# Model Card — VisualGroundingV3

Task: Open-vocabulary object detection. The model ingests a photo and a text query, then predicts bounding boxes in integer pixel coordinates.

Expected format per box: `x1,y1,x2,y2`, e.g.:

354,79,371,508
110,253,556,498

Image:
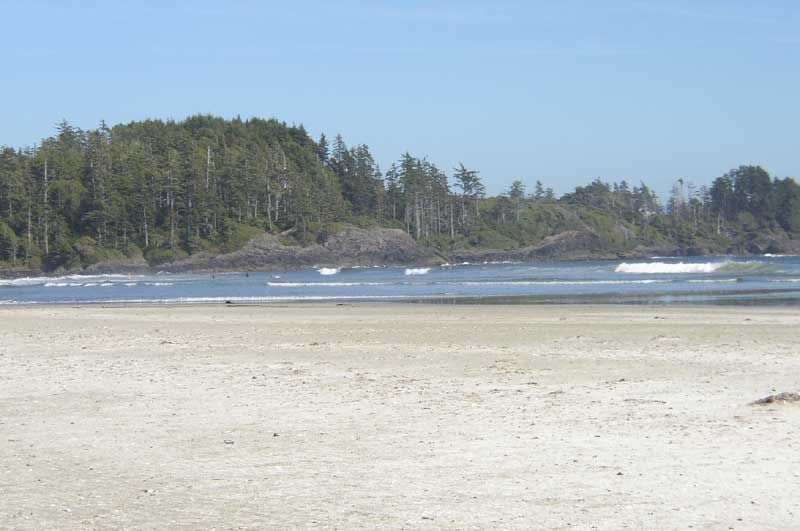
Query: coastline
2,225,797,279
0,250,795,280
2,303,799,530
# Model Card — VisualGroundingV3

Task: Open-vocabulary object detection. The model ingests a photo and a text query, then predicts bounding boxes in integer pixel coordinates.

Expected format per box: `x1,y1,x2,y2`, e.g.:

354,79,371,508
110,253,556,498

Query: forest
1,115,799,272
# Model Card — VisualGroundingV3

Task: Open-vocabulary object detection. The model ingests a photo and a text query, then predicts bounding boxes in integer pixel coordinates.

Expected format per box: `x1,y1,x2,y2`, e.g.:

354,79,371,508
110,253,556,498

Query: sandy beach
1,303,799,530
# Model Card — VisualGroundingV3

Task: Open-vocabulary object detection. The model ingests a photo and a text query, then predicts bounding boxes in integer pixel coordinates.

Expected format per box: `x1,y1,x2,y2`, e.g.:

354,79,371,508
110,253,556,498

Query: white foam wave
46,278,136,288
1,273,130,288
616,262,723,274
405,268,431,276
317,268,340,276
0,276,53,287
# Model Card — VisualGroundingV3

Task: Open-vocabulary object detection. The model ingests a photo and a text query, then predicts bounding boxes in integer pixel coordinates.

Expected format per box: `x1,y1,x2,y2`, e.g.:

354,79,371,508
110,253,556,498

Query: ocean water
2,255,800,306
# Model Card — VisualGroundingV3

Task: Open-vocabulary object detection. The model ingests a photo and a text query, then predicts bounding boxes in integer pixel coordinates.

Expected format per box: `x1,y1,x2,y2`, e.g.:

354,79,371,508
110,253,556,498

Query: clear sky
2,0,799,196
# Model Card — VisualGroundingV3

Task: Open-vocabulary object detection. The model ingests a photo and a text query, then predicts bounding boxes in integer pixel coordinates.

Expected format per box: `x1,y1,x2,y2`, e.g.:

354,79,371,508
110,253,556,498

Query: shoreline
3,286,800,308
2,250,796,280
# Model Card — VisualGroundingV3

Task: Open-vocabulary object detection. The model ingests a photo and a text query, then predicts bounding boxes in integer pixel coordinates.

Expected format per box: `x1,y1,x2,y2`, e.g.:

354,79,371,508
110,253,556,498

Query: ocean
2,255,800,306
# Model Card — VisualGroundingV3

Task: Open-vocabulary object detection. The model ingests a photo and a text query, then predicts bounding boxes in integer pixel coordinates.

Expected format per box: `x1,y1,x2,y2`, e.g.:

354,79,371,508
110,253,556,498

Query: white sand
1,304,799,530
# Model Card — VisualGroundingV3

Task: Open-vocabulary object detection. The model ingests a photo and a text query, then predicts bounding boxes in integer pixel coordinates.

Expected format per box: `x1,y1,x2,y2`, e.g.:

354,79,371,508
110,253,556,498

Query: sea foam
404,268,431,276
317,268,340,275
615,262,724,274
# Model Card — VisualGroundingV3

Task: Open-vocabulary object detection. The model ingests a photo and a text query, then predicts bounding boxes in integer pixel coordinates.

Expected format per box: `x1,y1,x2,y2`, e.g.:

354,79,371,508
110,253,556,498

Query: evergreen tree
316,133,329,166
508,180,525,222
0,116,798,271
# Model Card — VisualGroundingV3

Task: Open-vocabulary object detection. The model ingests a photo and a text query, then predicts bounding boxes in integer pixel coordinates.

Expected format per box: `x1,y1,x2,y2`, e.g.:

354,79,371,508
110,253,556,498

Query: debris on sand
624,398,666,405
749,392,800,406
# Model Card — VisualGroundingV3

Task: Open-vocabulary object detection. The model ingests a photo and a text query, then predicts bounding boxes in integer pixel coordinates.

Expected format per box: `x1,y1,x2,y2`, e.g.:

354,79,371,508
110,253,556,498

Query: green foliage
144,246,189,266
0,221,17,261
74,236,126,265
0,116,798,272
467,229,518,250
43,240,79,272
217,222,263,253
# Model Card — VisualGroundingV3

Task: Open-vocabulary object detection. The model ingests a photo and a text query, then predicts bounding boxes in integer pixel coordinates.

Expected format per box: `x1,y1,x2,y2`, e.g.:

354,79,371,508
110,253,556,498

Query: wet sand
1,304,799,530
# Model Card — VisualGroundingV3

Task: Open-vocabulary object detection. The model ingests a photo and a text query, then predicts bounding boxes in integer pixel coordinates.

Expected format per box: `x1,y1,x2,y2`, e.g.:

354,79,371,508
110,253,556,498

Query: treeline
0,115,799,271
556,167,800,252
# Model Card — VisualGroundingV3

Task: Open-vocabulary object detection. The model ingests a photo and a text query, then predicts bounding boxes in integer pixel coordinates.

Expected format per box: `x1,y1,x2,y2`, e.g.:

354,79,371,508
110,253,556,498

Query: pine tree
508,180,525,222
316,133,329,166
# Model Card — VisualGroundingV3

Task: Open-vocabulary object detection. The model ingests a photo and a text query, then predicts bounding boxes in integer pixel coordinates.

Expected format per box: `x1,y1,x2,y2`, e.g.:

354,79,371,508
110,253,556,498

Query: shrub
144,246,189,266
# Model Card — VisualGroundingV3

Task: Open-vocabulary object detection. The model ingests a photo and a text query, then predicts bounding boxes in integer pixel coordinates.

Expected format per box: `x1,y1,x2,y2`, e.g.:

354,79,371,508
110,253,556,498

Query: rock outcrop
164,227,440,272
449,230,608,263
40,225,800,277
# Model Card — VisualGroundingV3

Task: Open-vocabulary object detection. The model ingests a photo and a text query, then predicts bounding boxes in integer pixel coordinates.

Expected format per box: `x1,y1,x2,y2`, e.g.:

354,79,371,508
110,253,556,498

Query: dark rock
163,227,441,273
323,227,438,265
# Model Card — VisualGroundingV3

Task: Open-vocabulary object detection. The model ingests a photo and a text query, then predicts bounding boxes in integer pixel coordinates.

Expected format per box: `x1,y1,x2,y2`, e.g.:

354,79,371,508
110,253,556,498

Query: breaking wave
405,268,431,275
317,267,340,276
616,260,776,275
616,262,724,274
15,275,175,288
1,273,129,288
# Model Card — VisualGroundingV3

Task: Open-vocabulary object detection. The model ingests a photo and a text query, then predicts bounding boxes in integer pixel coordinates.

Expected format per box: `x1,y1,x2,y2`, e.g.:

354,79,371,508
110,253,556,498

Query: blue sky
2,0,799,196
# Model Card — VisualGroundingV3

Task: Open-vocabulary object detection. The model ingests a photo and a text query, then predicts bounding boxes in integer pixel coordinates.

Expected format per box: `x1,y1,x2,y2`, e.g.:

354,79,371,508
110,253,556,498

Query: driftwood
749,392,800,406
